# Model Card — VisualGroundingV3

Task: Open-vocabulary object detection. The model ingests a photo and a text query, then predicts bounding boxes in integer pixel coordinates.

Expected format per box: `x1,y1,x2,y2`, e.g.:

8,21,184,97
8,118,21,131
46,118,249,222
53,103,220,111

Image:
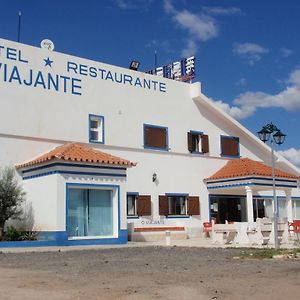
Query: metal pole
271,139,279,249
17,11,22,42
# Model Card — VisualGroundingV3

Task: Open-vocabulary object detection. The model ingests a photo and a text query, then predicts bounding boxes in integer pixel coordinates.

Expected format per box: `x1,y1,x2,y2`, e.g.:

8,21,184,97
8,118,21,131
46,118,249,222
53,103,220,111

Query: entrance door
210,196,246,223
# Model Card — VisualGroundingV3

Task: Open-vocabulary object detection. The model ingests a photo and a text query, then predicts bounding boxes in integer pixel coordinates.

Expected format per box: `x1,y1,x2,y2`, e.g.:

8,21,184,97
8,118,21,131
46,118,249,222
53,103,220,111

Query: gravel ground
0,246,299,300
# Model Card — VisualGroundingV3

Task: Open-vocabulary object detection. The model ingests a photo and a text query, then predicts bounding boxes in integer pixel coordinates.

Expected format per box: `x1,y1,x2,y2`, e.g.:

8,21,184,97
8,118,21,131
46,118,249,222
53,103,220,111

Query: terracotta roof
205,158,300,181
16,143,136,169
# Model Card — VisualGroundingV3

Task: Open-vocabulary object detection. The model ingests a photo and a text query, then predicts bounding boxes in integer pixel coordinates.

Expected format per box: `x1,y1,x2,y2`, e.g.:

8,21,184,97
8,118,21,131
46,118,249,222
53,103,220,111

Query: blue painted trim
127,192,139,196
143,146,170,152
207,182,298,189
22,162,127,174
210,194,246,198
89,114,105,144
0,230,128,248
220,135,240,157
23,170,126,180
190,130,203,135
208,194,212,221
191,151,205,155
66,183,122,240
220,154,241,158
253,196,300,201
165,193,189,196
206,176,297,185
143,123,169,151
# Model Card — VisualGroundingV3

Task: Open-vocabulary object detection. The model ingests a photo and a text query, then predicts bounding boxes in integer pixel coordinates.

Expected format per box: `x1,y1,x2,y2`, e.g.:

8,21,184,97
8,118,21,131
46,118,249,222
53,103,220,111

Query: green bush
3,226,37,241
3,226,23,241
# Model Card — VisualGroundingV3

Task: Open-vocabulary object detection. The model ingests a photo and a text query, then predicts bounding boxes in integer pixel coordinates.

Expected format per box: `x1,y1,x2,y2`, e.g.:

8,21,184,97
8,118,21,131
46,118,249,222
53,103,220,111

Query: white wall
23,174,59,231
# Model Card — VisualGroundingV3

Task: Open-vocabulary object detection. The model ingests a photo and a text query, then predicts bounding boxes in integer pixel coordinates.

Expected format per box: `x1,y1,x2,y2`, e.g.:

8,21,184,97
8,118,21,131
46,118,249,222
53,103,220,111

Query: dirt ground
0,246,299,300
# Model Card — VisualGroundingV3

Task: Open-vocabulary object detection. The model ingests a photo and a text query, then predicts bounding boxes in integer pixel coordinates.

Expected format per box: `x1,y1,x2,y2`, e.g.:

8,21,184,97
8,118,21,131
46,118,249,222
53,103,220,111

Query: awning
204,158,300,190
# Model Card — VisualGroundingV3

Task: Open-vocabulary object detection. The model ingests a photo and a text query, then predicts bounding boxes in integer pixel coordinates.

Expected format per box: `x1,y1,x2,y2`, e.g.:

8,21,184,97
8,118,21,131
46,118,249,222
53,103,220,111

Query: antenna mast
17,11,22,42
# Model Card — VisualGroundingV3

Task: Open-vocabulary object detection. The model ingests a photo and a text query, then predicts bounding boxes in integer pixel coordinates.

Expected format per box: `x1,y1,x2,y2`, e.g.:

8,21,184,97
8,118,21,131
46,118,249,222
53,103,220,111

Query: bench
257,218,289,245
212,224,237,244
129,226,186,242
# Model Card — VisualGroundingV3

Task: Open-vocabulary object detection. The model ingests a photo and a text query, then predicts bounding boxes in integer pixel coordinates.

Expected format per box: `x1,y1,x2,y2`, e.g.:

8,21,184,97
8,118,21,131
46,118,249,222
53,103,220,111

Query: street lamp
257,123,286,249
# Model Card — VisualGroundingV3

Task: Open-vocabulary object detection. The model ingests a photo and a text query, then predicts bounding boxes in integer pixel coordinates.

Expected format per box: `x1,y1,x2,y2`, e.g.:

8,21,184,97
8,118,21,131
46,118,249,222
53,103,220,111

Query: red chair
288,220,300,242
203,222,212,238
288,220,300,233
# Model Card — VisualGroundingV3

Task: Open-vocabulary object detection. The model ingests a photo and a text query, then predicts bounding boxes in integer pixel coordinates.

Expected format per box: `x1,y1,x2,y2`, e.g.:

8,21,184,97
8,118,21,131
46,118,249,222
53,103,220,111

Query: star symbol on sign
44,57,53,67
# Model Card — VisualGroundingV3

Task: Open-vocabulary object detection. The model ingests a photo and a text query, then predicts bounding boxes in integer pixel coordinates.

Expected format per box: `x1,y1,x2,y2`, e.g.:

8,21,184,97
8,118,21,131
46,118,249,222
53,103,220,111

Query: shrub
3,226,37,241
0,166,26,238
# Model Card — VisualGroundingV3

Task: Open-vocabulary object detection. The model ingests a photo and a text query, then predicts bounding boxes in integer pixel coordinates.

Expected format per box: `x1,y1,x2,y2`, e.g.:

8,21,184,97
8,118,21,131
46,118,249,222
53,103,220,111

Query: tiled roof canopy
205,158,300,181
16,143,136,169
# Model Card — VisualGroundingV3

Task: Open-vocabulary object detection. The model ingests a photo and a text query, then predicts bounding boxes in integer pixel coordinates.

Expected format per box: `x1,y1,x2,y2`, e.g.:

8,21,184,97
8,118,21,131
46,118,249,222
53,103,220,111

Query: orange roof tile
205,158,300,181
16,143,136,168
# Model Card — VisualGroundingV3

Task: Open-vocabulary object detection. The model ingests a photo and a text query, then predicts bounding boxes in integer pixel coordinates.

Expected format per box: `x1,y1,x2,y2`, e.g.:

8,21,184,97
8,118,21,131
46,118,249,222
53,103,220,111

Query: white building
0,37,299,246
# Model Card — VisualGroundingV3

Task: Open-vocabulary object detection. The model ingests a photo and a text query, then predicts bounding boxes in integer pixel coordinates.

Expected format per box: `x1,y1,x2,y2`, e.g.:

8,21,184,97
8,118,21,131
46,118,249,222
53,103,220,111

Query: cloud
114,0,153,10
280,47,293,57
203,6,242,16
287,68,300,87
233,42,269,65
163,0,219,56
213,99,255,119
278,148,300,167
212,68,300,120
145,39,174,54
236,78,247,86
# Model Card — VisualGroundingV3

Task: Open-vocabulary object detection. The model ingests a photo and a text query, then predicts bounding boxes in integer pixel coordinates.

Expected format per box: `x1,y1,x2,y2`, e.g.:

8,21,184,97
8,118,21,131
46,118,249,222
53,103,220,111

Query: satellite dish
40,39,55,51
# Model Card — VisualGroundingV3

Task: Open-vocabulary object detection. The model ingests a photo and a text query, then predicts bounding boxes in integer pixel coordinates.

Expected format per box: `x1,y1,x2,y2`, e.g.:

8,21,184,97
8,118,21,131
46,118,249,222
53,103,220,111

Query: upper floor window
89,114,104,144
220,136,239,157
187,131,209,153
144,124,168,150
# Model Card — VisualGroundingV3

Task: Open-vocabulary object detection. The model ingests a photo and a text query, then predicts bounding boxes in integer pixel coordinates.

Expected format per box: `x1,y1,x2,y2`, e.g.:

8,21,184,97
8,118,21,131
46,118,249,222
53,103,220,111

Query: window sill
144,145,169,152
190,151,209,155
68,235,115,240
127,216,139,219
166,215,190,219
89,140,104,144
220,154,240,158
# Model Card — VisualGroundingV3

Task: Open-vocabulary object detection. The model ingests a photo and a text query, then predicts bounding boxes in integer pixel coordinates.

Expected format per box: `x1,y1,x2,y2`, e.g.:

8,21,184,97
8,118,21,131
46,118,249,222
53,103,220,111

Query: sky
1,0,300,167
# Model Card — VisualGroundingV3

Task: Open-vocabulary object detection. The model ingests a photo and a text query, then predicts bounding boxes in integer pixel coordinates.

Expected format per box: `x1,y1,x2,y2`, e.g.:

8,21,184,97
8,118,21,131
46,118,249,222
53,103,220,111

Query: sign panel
145,56,195,82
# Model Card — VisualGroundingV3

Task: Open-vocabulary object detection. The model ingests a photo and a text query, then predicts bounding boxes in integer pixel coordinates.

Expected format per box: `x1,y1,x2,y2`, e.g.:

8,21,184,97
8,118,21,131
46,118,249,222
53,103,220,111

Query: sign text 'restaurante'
0,43,167,96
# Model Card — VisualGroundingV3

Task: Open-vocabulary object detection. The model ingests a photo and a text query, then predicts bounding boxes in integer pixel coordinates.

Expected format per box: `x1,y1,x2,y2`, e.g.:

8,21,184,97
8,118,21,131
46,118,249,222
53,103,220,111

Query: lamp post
257,123,286,249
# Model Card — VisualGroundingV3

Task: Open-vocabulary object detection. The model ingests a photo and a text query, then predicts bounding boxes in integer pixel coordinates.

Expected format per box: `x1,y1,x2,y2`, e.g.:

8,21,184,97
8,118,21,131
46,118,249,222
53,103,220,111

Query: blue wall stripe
0,230,128,248
23,170,126,180
206,176,297,185
207,182,297,189
22,162,127,174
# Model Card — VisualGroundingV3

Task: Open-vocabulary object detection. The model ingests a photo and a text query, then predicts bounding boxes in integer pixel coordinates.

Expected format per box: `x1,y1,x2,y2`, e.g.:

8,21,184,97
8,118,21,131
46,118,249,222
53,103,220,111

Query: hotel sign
145,56,195,82
0,40,167,96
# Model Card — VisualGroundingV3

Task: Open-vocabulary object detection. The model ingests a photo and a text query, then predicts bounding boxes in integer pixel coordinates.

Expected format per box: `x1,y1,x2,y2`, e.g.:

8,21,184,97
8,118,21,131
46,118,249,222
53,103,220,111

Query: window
67,188,113,238
127,194,137,216
89,114,104,143
293,199,300,219
159,195,200,216
127,193,151,217
220,136,239,157
144,124,168,150
187,131,209,153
